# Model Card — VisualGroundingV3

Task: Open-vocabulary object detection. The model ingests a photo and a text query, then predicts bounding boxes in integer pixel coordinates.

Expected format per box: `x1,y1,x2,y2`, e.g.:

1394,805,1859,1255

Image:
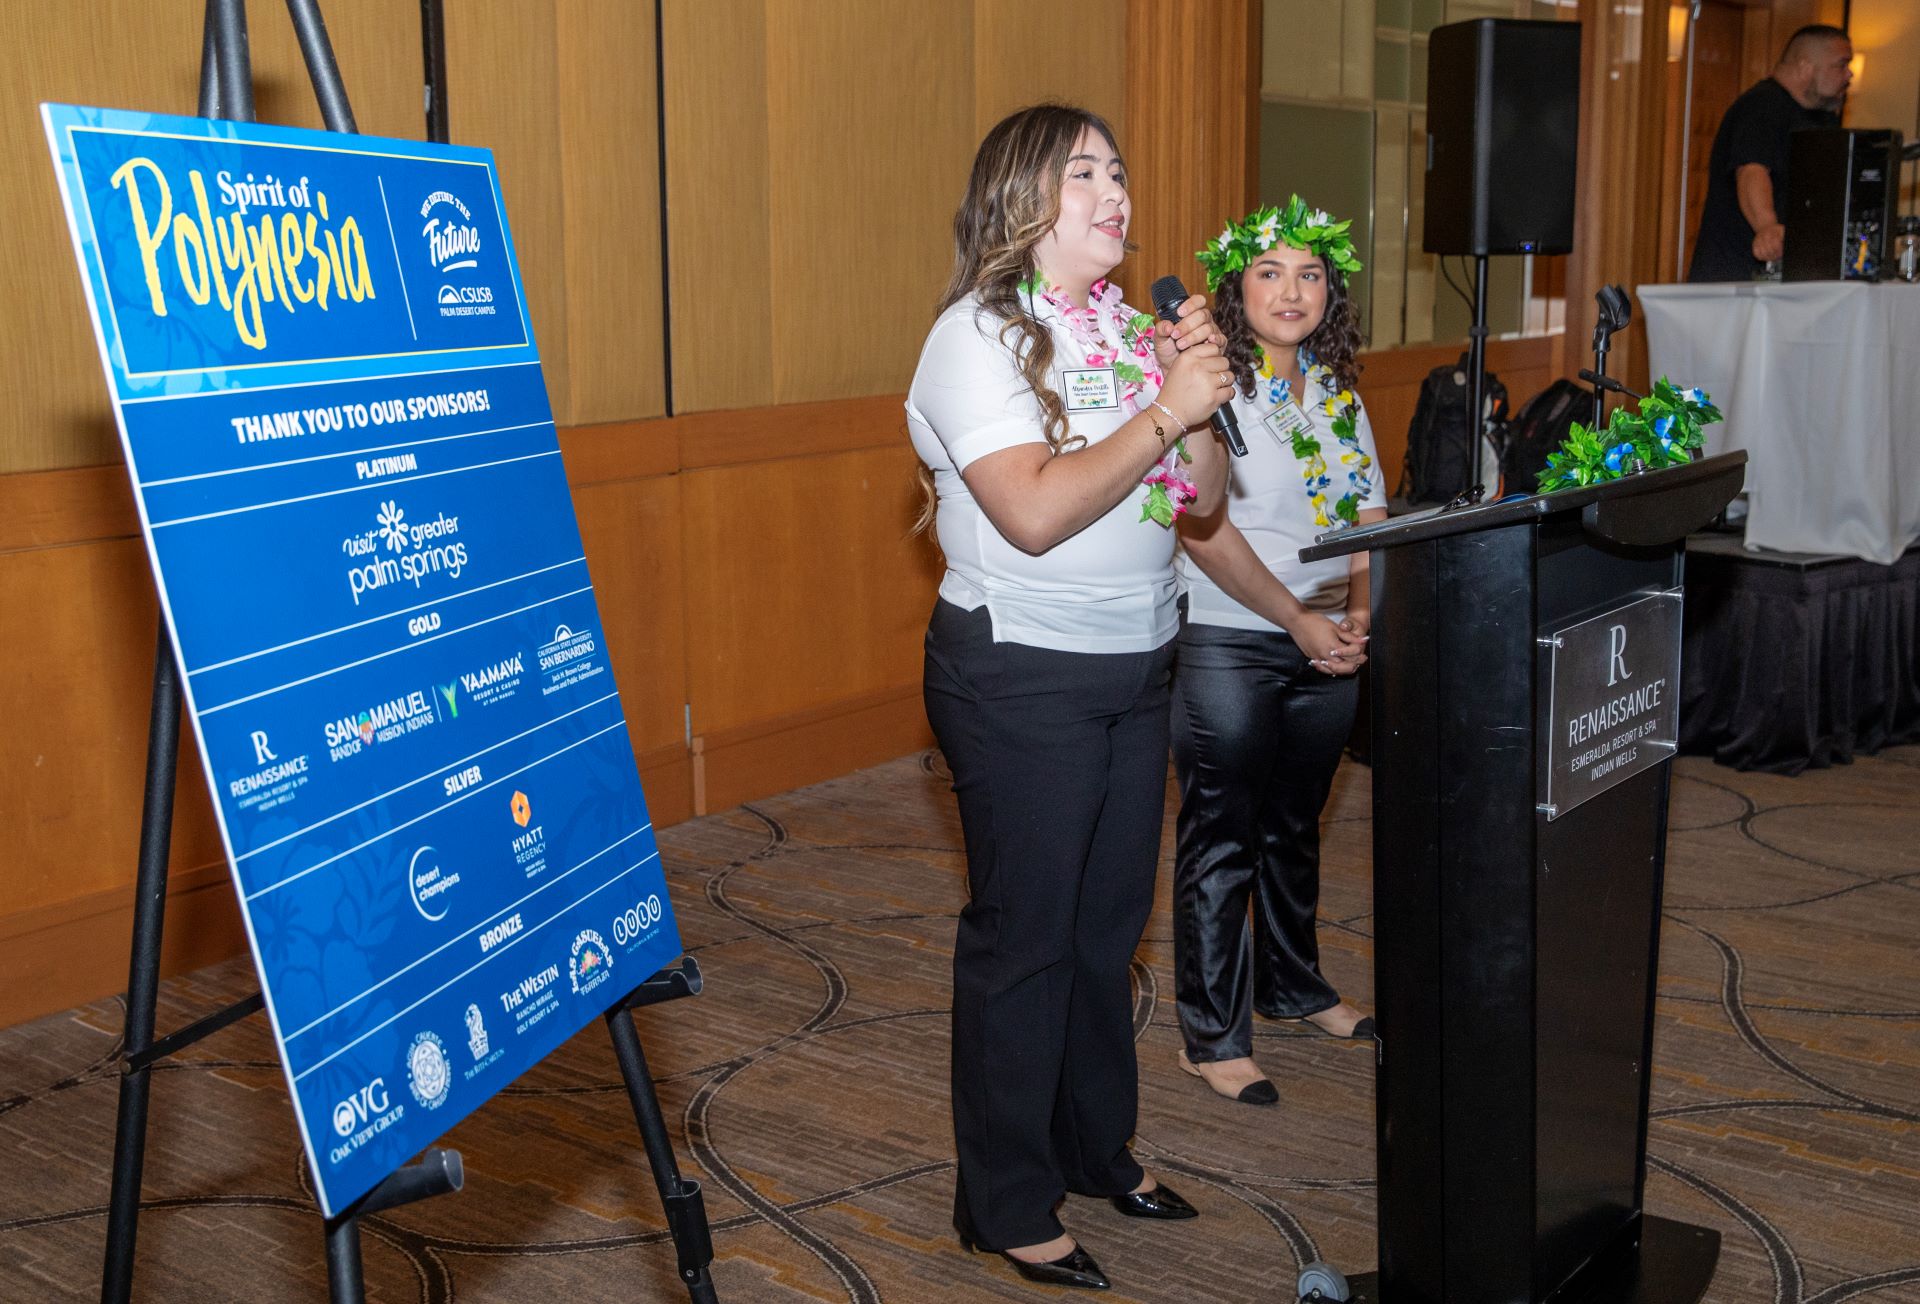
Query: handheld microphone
1149,274,1246,457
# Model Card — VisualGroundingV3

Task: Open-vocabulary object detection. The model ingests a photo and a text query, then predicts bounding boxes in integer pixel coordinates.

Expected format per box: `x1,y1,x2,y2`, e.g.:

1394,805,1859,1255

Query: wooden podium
1297,452,1746,1303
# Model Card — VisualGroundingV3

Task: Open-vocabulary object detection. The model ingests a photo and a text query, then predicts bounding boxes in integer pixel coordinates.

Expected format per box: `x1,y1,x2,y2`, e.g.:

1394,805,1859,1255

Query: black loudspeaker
1784,128,1903,281
1424,19,1582,256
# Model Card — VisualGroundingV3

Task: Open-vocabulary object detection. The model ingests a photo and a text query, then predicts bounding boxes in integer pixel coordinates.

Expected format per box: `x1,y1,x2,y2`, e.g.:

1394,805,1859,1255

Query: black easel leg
325,1216,364,1304
99,626,182,1304
284,0,358,134
605,1006,719,1303
419,0,449,144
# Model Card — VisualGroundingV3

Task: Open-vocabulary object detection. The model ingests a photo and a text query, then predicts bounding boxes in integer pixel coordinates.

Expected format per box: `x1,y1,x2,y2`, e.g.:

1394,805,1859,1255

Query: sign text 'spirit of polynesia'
43,103,681,1217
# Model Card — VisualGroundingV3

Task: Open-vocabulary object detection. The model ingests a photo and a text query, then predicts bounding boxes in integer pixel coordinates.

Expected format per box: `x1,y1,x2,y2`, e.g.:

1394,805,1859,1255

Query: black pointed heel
1109,1181,1198,1220
956,1210,1111,1290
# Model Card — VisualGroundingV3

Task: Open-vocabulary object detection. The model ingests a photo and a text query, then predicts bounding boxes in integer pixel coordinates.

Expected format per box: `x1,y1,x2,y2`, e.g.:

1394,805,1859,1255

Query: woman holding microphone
1171,198,1385,1107
907,104,1235,1291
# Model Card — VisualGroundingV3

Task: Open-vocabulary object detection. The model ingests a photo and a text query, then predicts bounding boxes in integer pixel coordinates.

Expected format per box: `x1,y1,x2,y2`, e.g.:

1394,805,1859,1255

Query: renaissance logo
227,729,310,812
323,688,434,760
419,190,497,317
339,499,468,606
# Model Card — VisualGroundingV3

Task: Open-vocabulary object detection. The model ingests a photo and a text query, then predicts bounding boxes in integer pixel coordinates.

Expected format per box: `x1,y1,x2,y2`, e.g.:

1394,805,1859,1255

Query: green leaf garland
1536,378,1724,493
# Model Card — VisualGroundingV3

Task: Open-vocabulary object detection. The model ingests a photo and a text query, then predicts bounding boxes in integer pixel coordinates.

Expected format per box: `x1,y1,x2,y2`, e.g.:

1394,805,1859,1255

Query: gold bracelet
1147,413,1167,449
1149,400,1189,437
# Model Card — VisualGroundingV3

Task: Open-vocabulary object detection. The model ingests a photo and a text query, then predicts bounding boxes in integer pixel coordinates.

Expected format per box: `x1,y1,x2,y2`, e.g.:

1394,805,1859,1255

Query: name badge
1263,399,1312,446
1061,367,1121,412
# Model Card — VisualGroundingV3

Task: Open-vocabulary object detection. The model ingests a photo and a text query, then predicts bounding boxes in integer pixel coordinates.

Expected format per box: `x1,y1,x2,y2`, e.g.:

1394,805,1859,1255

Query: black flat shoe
957,1230,1111,1290
1350,1016,1376,1041
1178,1051,1279,1105
1109,1182,1198,1220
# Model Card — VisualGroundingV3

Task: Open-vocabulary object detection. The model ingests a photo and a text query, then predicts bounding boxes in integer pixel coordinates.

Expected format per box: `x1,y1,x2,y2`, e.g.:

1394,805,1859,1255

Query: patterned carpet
2,747,1917,1303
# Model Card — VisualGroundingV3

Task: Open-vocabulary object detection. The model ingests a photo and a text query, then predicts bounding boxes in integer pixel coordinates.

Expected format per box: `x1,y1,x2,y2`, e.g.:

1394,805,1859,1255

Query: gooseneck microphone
1149,274,1246,457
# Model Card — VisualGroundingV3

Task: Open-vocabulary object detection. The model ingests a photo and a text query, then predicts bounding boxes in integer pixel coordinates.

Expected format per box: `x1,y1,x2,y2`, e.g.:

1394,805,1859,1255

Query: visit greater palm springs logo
339,498,469,606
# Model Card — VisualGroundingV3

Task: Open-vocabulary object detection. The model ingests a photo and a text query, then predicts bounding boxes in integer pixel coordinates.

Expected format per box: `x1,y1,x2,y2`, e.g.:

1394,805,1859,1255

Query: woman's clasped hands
1296,611,1369,676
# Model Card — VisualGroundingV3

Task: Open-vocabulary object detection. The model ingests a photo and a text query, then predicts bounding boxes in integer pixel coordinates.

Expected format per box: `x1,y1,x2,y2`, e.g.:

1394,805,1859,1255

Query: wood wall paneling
555,0,667,425
1122,0,1262,299
973,1,1128,144
0,528,235,1026
661,0,772,415
764,1,974,406
1567,0,1669,393
570,474,691,811
681,441,939,738
446,2,574,425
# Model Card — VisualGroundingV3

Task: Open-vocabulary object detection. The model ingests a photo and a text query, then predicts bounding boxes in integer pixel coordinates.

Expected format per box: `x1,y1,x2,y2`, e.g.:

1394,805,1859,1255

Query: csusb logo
569,928,613,997
612,894,665,946
407,1030,451,1109
419,189,497,318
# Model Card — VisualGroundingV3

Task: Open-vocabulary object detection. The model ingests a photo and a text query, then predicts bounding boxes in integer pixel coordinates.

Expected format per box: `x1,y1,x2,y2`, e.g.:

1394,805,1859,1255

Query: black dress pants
924,599,1173,1250
1170,620,1357,1062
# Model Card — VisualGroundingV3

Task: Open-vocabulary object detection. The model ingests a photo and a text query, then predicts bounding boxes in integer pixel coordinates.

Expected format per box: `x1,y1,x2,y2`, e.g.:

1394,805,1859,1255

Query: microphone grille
1149,275,1188,320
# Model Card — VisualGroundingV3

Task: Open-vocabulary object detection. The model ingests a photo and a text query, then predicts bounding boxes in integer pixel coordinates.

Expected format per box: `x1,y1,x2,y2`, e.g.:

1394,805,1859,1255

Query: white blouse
905,290,1178,654
1178,368,1386,634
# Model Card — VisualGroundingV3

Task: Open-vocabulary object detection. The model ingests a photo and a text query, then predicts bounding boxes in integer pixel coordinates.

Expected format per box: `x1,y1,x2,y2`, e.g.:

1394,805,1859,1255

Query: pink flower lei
1029,275,1198,527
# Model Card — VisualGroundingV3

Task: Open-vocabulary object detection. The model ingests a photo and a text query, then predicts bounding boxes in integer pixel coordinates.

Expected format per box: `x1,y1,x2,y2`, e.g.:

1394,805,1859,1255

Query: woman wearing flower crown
905,104,1238,1291
1169,197,1386,1107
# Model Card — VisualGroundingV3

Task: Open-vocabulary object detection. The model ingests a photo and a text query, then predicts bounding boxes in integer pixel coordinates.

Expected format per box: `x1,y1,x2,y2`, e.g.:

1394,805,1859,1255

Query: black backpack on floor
1397,354,1508,505
1504,378,1591,494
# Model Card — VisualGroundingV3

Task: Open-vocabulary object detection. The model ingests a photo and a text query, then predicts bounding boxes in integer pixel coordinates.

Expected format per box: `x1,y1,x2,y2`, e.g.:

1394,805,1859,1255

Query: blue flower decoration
1604,443,1633,473
1681,387,1706,405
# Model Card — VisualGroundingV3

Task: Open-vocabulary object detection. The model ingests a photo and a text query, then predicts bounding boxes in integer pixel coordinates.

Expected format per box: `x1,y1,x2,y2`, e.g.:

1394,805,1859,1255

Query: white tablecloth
1639,282,1920,564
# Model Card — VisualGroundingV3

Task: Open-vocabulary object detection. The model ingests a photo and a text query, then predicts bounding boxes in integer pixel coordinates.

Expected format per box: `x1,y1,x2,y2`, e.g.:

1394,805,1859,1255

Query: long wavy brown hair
912,104,1129,535
1213,254,1364,400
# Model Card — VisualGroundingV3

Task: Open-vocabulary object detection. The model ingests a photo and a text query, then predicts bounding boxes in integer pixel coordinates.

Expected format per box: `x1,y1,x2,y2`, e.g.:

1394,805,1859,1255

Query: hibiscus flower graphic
377,501,408,553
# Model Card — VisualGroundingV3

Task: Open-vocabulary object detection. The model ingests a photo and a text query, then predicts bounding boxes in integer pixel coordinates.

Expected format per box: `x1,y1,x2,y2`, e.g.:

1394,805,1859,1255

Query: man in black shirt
1688,24,1852,283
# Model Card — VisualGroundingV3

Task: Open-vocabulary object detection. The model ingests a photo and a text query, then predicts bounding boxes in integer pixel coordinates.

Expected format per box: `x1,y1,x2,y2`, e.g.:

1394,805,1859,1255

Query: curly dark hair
1213,254,1364,400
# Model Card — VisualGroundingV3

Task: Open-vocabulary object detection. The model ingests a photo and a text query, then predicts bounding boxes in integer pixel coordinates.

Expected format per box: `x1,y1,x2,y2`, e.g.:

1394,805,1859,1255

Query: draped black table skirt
1680,535,1920,774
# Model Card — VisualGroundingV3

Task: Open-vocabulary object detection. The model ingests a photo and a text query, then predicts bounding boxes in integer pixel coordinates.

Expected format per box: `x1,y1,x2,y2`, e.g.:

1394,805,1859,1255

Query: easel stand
98,3,717,1300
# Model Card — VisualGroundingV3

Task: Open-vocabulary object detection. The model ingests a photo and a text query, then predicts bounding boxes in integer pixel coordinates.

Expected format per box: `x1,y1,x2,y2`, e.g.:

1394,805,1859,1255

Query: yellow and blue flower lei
1257,350,1373,529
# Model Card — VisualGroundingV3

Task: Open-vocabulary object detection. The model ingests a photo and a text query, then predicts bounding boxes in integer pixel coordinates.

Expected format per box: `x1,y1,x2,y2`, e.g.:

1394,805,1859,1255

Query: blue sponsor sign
43,104,681,1217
